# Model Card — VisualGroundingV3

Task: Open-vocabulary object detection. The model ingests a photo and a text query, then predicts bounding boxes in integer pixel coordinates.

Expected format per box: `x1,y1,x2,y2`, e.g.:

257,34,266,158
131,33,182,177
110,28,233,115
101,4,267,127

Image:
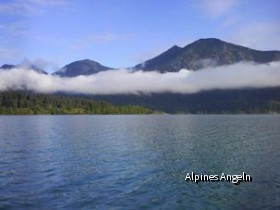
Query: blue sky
0,0,279,72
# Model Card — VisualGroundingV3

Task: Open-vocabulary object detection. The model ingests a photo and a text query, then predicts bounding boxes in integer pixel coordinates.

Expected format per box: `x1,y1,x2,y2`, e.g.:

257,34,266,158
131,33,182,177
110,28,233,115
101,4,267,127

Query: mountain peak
79,59,98,63
185,38,229,49
165,45,182,54
0,64,16,70
134,38,280,72
53,59,112,77
195,38,223,43
170,45,181,49
134,44,183,71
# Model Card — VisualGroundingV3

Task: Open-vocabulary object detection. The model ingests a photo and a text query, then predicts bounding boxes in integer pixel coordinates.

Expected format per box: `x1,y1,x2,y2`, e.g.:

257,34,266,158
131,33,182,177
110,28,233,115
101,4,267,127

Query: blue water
0,115,279,209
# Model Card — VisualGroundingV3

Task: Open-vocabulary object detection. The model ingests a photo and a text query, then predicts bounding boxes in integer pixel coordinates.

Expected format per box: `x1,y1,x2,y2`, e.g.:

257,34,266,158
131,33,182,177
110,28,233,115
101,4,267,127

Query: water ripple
0,115,279,209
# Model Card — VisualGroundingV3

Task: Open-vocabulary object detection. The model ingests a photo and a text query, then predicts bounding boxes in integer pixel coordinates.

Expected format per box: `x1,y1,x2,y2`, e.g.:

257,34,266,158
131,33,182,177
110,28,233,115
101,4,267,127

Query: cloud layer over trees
0,62,279,95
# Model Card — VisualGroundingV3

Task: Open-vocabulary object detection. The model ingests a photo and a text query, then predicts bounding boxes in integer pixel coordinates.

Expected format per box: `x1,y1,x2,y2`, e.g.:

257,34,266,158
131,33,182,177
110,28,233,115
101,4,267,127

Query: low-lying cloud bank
0,62,279,95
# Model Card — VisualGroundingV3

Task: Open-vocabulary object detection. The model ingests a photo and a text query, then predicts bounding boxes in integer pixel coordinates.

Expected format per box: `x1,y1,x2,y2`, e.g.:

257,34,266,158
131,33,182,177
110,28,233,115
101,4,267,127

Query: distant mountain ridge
134,38,280,72
2,38,280,77
0,64,47,74
0,64,16,70
1,37,280,114
52,59,113,77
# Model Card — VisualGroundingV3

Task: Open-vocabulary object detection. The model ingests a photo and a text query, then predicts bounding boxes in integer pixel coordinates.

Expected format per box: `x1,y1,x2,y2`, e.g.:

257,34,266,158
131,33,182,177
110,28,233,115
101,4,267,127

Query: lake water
0,115,279,209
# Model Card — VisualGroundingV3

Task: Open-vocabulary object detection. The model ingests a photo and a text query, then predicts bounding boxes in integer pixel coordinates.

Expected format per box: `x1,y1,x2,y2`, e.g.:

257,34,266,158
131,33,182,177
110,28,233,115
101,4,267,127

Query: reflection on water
0,115,279,209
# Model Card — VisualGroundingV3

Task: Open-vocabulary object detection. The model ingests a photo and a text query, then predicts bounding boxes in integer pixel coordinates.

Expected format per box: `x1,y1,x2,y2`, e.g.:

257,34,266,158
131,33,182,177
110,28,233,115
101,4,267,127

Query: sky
0,0,280,73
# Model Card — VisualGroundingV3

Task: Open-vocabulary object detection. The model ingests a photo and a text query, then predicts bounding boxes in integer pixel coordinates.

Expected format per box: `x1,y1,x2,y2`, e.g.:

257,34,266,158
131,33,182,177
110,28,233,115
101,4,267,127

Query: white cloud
0,1,34,15
0,47,23,61
71,33,131,52
27,0,69,6
0,21,28,39
0,62,279,94
200,0,239,18
227,22,280,50
0,0,70,16
0,21,28,62
83,33,127,45
221,15,239,28
19,58,59,72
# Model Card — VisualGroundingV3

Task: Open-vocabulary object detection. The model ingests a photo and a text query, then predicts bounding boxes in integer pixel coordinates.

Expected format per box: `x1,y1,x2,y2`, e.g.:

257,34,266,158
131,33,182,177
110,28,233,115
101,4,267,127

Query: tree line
0,91,155,115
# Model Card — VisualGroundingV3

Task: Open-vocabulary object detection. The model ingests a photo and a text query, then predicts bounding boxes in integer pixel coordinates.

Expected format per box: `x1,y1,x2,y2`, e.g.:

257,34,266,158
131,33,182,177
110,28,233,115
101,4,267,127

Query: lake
0,115,279,209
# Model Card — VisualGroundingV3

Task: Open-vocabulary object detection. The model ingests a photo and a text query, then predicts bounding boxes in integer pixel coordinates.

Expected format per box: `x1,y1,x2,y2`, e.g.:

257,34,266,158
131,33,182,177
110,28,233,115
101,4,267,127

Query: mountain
0,64,16,70
20,64,48,74
53,59,112,77
134,38,280,72
0,64,47,74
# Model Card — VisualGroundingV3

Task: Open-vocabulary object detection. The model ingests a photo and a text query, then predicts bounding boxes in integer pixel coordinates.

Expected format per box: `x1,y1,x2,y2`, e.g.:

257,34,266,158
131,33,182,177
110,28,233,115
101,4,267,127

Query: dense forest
1,88,279,115
0,91,154,115
92,87,280,114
